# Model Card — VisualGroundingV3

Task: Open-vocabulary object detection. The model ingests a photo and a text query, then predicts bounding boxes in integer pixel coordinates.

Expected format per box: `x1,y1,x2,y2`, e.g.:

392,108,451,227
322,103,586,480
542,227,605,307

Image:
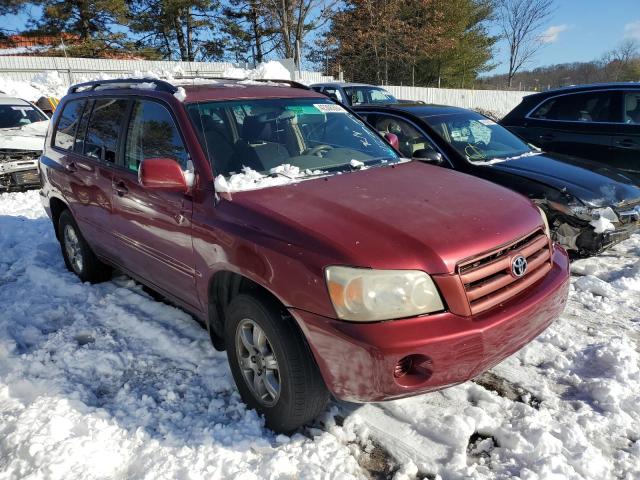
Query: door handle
65,162,77,172
113,180,129,197
539,133,555,141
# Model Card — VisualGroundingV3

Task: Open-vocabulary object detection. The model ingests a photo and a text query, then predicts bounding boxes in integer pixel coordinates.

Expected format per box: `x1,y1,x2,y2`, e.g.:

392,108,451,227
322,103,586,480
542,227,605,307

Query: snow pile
173,86,187,102
0,71,68,102
215,165,315,193
0,60,290,104
222,61,291,81
0,189,639,479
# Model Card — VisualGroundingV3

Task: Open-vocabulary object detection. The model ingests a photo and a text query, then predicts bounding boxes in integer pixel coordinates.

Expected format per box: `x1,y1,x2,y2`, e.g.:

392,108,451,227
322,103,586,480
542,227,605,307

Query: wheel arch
49,196,70,240
206,269,305,351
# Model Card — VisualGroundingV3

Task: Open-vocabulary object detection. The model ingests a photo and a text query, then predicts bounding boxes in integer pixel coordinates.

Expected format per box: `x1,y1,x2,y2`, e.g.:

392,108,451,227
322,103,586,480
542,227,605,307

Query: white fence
0,55,529,115
0,55,236,83
384,85,534,117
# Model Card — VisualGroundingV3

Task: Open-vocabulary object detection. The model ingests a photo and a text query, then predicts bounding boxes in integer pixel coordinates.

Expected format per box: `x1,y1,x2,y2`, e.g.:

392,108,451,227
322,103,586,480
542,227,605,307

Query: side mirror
139,157,188,192
384,132,400,151
413,149,444,164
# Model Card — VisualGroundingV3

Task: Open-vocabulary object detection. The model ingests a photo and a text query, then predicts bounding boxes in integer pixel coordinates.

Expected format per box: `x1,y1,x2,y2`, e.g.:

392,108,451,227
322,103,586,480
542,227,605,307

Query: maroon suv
39,78,570,432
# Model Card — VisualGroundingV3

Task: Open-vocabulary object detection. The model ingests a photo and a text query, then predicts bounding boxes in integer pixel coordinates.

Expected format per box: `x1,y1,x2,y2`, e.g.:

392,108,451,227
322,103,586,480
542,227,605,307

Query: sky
487,0,640,75
2,1,639,75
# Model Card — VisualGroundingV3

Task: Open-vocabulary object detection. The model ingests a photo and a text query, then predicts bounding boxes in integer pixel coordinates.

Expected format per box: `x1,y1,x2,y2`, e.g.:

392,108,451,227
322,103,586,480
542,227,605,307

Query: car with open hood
354,103,640,256
0,95,49,191
39,78,569,433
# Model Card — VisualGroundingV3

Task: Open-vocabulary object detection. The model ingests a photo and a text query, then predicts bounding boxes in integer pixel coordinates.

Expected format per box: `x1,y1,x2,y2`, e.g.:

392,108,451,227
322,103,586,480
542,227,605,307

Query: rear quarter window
530,92,614,122
53,100,86,150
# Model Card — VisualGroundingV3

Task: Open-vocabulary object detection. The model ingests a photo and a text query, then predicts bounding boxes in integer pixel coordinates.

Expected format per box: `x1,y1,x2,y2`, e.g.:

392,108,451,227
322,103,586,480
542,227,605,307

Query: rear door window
84,98,129,162
124,100,189,172
54,100,86,150
530,92,614,122
624,92,640,124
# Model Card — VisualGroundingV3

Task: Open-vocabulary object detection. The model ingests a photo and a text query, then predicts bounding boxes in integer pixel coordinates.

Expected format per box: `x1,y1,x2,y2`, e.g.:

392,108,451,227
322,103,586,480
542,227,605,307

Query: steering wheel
304,144,334,156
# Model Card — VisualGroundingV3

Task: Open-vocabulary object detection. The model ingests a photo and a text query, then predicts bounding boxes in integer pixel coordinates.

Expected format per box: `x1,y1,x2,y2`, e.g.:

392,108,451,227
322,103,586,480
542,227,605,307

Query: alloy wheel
63,224,84,274
235,318,281,406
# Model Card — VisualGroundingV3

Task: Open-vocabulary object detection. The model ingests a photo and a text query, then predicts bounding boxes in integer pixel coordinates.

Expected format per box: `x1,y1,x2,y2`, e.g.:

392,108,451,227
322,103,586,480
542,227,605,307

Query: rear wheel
225,293,329,433
58,210,111,283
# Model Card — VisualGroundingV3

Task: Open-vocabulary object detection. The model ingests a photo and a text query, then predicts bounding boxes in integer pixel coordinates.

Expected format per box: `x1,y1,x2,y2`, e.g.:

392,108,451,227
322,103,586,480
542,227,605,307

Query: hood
486,153,640,208
0,120,49,151
226,161,545,274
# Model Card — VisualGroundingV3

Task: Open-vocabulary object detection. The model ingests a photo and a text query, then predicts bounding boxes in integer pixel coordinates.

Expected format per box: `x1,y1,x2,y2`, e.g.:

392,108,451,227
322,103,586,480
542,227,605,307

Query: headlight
537,206,550,238
325,266,444,321
592,206,618,224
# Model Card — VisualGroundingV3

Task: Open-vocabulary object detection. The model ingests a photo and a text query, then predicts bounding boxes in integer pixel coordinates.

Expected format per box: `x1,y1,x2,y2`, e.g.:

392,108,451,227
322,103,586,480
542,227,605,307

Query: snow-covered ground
1,190,639,479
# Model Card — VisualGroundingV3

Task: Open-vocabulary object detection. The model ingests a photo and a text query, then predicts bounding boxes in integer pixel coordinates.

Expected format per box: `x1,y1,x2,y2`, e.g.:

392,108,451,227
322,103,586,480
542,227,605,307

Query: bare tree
497,0,555,87
263,0,337,69
602,39,640,81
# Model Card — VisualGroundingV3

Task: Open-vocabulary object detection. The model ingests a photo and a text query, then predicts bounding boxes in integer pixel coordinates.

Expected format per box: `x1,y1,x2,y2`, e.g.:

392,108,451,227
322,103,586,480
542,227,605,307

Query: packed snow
1,189,639,479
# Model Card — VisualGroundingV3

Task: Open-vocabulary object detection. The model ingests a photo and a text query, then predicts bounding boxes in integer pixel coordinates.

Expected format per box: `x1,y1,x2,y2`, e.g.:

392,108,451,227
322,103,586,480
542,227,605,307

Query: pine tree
316,0,496,87
128,0,221,61
33,0,131,56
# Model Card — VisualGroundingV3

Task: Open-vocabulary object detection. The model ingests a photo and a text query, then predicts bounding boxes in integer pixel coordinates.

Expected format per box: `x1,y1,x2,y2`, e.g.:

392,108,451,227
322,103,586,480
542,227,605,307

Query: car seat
232,114,291,172
625,95,639,124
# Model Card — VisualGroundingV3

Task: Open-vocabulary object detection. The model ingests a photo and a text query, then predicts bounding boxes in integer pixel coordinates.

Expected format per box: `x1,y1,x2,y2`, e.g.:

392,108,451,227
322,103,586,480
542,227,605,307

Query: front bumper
0,159,40,190
577,220,639,255
291,245,570,403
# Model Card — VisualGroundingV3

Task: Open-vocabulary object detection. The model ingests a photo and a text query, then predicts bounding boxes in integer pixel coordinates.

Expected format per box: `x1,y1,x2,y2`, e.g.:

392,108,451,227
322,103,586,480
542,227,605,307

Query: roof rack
171,76,311,90
67,78,178,95
67,76,310,96
250,78,310,90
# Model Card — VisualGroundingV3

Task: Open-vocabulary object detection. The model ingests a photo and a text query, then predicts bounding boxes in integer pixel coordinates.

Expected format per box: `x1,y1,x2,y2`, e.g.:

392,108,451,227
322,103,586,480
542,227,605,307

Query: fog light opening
394,356,413,378
393,354,433,387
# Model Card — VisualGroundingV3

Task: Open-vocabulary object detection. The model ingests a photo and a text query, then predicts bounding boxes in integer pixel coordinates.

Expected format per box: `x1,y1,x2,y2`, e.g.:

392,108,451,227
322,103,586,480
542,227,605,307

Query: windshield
187,98,399,178
343,87,397,105
0,104,48,128
422,111,535,163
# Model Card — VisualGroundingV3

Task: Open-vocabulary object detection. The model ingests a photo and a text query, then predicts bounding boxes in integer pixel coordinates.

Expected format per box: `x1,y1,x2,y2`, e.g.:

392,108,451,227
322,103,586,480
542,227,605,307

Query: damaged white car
0,96,49,191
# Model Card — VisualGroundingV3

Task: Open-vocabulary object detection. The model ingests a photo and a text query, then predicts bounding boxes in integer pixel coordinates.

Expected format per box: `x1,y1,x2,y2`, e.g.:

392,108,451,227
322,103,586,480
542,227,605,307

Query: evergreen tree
32,0,131,56
315,0,496,87
221,0,275,65
128,0,221,61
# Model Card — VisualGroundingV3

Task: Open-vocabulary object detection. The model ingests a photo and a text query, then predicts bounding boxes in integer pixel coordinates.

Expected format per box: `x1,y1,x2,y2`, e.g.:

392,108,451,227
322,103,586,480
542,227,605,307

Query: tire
58,209,111,283
225,292,329,433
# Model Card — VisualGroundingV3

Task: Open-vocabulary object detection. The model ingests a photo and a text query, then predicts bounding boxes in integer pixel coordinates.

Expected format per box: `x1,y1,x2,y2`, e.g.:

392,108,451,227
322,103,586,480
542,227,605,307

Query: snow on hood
0,120,49,151
473,150,543,165
214,165,325,193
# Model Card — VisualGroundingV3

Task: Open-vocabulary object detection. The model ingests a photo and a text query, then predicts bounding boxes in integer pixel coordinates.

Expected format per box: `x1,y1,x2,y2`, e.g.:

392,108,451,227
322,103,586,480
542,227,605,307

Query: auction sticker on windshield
314,103,346,113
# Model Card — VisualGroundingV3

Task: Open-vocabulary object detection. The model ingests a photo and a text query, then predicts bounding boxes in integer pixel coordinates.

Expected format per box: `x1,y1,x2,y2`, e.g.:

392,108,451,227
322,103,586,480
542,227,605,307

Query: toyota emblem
511,255,528,278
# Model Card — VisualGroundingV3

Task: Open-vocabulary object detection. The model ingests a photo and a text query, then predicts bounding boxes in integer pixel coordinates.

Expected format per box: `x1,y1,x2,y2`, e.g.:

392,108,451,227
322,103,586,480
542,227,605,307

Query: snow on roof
0,96,31,105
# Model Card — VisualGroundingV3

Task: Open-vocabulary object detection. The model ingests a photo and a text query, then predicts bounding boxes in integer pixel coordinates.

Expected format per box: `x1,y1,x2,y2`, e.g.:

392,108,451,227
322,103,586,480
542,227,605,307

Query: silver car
0,95,49,191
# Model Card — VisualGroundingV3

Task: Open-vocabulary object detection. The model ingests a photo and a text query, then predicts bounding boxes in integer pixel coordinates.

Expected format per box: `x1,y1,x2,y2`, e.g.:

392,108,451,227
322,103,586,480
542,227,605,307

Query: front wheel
225,293,329,433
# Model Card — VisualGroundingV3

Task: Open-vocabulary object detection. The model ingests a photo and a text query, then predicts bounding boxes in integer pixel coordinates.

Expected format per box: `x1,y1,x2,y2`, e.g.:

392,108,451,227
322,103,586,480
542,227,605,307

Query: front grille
458,230,552,315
